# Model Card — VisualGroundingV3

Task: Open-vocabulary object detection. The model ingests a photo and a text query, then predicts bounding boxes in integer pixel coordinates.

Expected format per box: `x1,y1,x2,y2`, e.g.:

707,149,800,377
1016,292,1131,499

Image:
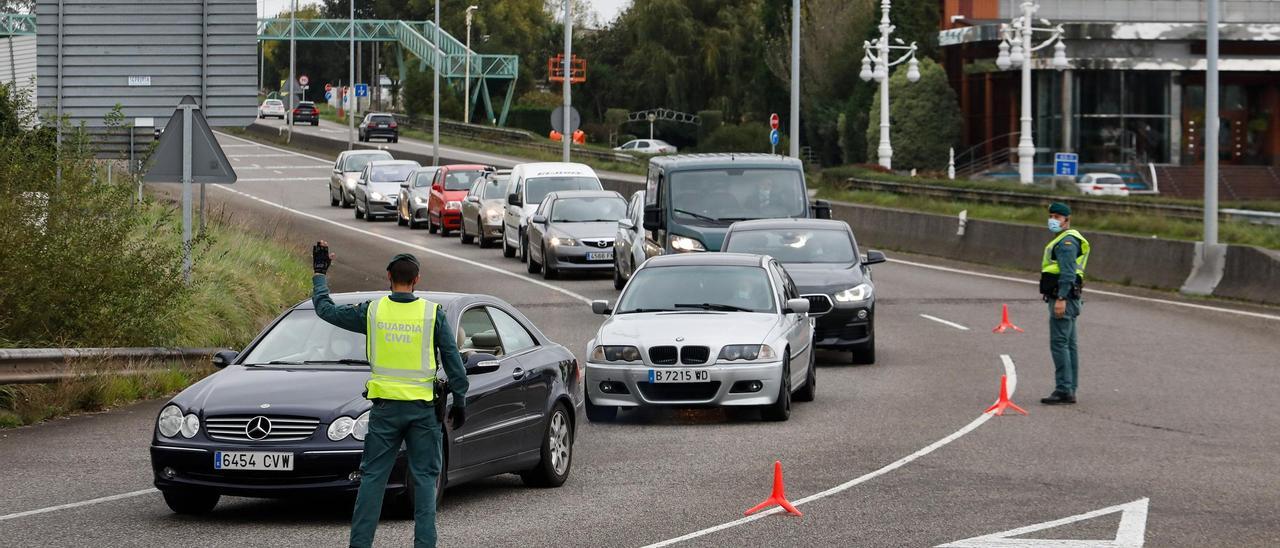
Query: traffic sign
145,97,236,185
550,106,582,134
355,83,369,98
325,90,333,101
324,83,333,92
769,113,779,130
1054,152,1079,177
769,129,780,146
298,75,309,86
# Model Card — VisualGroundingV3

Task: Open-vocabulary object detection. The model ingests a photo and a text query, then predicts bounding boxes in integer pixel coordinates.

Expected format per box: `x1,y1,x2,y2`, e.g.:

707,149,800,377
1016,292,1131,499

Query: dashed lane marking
642,355,1019,547
920,313,970,331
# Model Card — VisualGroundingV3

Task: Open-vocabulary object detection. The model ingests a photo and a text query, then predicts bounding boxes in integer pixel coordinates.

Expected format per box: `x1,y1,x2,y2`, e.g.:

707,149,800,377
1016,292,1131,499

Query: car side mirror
642,205,663,231
810,200,832,219
464,353,501,375
864,250,886,265
211,350,238,369
784,298,810,315
618,218,635,230
465,195,480,203
508,193,522,206
590,300,612,315
432,183,443,191
530,214,547,224
400,182,410,188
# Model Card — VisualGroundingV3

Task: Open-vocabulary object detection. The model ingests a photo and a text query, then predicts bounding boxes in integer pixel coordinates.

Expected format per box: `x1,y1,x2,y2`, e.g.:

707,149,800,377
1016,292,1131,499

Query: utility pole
464,5,478,124
788,0,799,158
348,0,355,149
1204,0,1220,246
288,0,296,141
432,0,440,166
562,0,572,162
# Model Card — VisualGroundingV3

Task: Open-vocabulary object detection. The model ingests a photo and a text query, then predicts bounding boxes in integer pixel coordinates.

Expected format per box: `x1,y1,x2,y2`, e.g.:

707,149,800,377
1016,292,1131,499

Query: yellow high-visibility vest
365,297,438,401
1041,229,1090,279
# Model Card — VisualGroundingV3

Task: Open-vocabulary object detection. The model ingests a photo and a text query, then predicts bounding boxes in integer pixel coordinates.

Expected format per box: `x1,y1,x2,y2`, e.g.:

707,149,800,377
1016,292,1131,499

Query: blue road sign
769,129,780,146
324,90,333,101
1054,152,1079,177
355,83,369,98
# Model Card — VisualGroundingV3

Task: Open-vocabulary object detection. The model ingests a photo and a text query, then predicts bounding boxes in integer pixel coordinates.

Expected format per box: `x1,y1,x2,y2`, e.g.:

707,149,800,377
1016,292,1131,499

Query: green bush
866,58,962,171
507,105,554,136
697,123,784,154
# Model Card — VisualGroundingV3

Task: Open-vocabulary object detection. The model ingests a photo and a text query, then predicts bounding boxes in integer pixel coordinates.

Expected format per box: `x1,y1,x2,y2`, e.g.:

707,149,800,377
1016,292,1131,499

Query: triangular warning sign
144,96,237,184
937,498,1149,547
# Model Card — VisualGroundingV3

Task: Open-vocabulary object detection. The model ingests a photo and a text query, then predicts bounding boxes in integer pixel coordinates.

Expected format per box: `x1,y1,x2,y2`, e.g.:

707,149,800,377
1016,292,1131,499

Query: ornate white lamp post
996,1,1068,184
859,0,920,170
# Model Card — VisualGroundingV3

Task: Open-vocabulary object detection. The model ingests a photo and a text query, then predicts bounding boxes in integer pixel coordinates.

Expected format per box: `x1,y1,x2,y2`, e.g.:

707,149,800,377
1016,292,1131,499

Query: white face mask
1048,218,1064,233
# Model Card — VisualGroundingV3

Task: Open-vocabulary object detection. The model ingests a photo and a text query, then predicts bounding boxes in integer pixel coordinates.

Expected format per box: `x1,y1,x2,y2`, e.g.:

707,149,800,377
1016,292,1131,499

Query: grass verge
0,364,210,428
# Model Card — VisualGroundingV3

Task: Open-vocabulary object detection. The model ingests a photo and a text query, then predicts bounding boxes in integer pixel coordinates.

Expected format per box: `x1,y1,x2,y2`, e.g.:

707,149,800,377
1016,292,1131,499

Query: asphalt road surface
2,130,1278,547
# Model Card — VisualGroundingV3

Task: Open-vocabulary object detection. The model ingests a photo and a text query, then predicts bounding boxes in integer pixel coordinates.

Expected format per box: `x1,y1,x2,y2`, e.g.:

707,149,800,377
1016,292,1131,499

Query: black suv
359,113,399,143
291,101,319,126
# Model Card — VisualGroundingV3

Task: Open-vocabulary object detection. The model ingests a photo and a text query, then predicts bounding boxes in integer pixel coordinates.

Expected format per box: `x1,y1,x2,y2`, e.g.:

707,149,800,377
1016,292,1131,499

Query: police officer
310,241,468,548
1039,203,1089,405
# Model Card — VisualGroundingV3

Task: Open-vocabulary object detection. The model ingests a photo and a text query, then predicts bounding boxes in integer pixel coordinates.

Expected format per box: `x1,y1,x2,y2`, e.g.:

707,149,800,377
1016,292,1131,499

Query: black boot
1040,392,1076,405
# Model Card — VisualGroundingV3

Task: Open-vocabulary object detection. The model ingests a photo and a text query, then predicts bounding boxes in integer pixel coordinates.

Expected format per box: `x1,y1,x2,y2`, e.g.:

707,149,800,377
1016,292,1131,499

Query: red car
428,164,493,236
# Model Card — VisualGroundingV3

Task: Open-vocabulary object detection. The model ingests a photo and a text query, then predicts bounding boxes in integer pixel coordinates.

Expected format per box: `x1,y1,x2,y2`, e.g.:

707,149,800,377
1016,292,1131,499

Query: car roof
643,252,767,269
648,153,802,170
411,166,441,173
368,160,419,167
341,149,393,157
727,218,850,232
440,164,491,171
545,190,623,200
293,291,470,310
516,162,597,178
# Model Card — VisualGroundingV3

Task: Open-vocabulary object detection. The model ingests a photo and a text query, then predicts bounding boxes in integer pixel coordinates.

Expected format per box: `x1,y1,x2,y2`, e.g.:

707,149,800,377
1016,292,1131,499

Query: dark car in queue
358,112,399,143
461,169,511,248
397,166,443,229
150,291,583,515
330,150,394,208
291,101,320,126
722,218,885,364
354,160,420,222
526,190,627,280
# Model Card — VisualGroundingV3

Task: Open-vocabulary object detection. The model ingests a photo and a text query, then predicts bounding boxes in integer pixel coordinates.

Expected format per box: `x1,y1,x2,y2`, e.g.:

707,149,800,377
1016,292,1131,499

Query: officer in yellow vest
310,242,468,548
1039,203,1089,405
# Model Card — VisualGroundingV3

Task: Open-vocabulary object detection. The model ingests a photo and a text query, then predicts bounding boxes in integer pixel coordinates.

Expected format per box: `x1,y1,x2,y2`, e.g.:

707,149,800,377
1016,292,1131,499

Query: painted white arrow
938,498,1149,547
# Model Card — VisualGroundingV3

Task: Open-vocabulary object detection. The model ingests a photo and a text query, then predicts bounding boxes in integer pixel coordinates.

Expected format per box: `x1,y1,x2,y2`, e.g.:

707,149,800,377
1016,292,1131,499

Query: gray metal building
0,34,36,105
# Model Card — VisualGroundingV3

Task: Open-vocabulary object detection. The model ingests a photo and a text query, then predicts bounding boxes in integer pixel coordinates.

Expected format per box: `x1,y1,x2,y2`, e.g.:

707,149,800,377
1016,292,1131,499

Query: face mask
1048,218,1063,233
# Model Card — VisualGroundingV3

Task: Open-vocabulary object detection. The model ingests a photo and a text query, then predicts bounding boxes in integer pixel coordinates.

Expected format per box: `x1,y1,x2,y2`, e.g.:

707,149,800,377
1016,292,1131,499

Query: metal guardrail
839,177,1280,225
0,347,223,384
390,114,642,166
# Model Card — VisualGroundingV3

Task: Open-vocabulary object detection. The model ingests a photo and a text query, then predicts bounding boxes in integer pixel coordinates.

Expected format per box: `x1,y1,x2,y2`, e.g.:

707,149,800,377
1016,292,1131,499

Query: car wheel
541,245,557,279
852,319,876,365
407,211,421,229
612,256,626,290
355,201,365,219
502,234,516,258
585,393,617,423
527,243,542,274
794,348,816,402
392,137,399,143
364,201,376,222
340,191,352,209
460,223,475,245
384,467,416,520
760,356,792,422
330,188,339,207
520,403,573,487
427,215,438,234
439,222,451,237
162,489,220,515
397,209,408,226
312,121,318,126
519,233,529,263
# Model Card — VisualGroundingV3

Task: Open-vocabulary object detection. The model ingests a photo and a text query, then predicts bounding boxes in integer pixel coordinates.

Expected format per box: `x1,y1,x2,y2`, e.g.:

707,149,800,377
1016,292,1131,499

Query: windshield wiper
672,209,722,222
617,308,676,314
301,359,370,366
674,303,753,312
266,360,302,365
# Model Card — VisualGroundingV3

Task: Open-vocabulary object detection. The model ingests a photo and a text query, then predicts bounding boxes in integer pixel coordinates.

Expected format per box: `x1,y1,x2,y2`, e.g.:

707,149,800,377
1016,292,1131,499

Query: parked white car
1077,173,1130,197
614,139,677,155
258,99,286,119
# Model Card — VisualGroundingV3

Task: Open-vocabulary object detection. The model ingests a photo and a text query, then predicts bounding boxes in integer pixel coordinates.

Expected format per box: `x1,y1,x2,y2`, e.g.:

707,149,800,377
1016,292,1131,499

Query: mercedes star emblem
245,416,272,440
259,403,271,409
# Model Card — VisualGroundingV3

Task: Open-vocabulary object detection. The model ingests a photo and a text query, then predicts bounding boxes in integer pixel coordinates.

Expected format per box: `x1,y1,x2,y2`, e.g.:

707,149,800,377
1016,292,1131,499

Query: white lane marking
236,165,330,170
227,153,299,158
272,170,284,175
216,131,336,164
211,184,592,305
0,489,157,522
920,313,970,331
937,498,1149,547
642,356,1019,548
236,177,328,182
888,257,1280,322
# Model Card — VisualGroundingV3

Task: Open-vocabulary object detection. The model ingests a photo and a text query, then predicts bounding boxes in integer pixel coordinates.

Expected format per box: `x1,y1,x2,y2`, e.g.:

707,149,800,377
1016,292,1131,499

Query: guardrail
838,177,1280,225
0,347,223,384
389,113,642,166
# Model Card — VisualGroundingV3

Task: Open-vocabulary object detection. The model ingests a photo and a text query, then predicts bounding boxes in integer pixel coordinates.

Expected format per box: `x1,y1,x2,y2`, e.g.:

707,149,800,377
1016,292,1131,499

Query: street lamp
859,0,920,171
996,1,1067,184
348,0,355,150
464,5,479,125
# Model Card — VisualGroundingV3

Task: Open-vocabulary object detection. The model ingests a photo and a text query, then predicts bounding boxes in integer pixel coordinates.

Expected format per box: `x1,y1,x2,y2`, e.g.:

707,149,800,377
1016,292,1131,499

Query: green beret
1049,202,1071,217
386,253,420,271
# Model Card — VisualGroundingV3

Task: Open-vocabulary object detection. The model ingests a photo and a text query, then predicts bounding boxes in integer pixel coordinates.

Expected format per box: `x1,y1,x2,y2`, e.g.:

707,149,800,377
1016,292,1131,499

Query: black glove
448,406,466,430
313,241,332,274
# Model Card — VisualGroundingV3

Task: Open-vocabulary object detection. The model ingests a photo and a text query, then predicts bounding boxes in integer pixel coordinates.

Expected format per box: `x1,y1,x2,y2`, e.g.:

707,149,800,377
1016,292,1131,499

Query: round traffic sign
769,113,780,130
325,90,333,101
324,83,332,92
769,129,780,146
299,75,309,86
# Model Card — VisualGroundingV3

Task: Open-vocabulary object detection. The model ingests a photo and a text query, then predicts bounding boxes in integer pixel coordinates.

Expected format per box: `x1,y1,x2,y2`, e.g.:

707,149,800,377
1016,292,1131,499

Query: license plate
586,251,613,261
213,451,294,471
648,369,710,383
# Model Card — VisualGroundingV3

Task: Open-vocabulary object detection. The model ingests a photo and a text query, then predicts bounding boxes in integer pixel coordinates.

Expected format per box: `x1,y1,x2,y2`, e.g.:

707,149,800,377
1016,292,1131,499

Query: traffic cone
984,374,1027,416
992,304,1024,333
744,461,802,517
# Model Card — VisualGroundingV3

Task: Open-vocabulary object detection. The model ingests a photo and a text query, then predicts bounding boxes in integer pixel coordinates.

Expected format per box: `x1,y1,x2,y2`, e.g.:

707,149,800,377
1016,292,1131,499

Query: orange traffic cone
744,461,802,517
992,304,1024,333
984,374,1027,416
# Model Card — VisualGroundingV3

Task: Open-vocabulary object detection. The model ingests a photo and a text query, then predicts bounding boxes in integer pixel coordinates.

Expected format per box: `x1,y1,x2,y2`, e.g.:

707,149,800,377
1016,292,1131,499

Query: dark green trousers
349,399,441,548
1048,298,1082,395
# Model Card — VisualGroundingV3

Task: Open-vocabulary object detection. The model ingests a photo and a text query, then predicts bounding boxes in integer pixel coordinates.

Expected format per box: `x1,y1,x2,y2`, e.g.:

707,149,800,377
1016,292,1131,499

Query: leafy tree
865,58,961,171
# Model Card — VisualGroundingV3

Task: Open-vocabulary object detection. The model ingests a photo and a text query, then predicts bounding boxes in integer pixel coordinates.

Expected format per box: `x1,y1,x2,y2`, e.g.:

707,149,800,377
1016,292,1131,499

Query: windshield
370,115,394,124
445,169,485,191
481,177,509,199
526,176,602,206
551,196,626,222
240,310,367,365
616,265,775,314
413,170,439,188
669,169,806,223
342,152,393,172
265,100,282,107
370,164,417,182
724,228,856,264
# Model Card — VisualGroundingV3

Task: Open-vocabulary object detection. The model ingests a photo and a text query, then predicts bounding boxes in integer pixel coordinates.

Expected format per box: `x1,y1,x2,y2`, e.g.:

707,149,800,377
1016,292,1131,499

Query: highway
2,129,1279,547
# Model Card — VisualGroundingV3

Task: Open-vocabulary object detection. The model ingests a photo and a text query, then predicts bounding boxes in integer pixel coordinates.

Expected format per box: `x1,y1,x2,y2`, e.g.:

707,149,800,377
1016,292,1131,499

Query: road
2,130,1279,547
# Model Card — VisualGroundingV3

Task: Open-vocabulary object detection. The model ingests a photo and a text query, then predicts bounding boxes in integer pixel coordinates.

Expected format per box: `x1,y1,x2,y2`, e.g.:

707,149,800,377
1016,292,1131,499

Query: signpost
769,113,780,155
550,106,581,135
1054,152,1079,177
143,96,238,283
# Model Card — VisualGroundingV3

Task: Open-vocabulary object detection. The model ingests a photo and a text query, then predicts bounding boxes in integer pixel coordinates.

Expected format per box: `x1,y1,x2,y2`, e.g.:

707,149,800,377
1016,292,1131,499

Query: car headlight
550,236,577,247
157,404,183,438
415,195,428,205
486,210,503,223
589,345,642,364
833,283,873,303
370,192,384,201
180,414,200,438
446,201,461,210
344,175,358,188
669,234,705,252
328,416,355,441
718,345,777,362
352,411,370,441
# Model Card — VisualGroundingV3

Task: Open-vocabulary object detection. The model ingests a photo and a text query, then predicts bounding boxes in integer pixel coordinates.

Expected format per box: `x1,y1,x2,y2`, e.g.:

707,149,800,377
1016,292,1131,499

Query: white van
502,162,604,260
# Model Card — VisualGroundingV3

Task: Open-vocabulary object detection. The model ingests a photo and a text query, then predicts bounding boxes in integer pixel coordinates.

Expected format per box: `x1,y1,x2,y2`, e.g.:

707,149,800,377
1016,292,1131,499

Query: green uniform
311,274,468,548
1041,231,1088,396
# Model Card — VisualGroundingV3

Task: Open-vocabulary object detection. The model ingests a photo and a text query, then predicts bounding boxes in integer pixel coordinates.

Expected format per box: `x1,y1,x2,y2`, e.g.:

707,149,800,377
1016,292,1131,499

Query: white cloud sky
259,0,630,24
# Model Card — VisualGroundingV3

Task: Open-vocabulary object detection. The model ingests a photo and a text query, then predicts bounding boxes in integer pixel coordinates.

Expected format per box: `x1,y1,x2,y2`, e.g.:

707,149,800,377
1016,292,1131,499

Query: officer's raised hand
313,240,335,274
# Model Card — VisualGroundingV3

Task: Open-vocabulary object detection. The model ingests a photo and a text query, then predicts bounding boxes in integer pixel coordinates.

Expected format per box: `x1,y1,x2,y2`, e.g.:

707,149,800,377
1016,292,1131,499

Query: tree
865,58,960,171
